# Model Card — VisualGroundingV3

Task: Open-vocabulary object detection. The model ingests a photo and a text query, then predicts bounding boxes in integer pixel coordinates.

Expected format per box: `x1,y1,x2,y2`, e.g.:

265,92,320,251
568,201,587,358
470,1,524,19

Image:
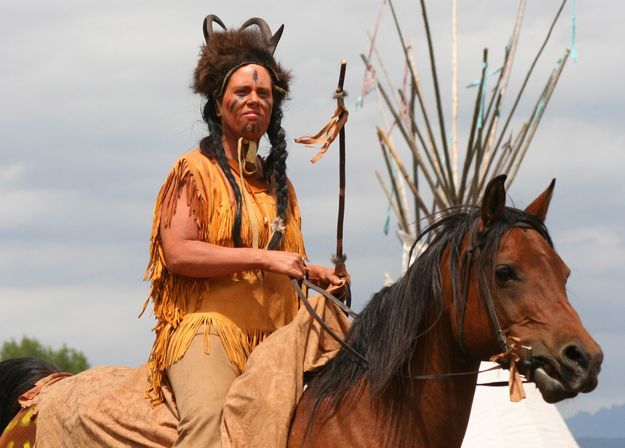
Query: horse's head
456,175,603,403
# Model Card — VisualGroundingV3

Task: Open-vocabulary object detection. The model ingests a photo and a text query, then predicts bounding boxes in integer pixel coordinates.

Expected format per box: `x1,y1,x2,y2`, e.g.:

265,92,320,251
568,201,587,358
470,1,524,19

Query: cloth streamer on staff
294,95,349,164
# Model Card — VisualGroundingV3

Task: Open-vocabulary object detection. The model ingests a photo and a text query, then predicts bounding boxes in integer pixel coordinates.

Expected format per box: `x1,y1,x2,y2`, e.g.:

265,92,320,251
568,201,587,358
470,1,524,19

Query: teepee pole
375,170,407,233
451,0,459,191
507,50,570,185
378,139,411,232
377,126,435,218
377,82,448,209
459,48,488,202
418,0,457,202
486,0,568,187
388,0,450,192
479,0,527,180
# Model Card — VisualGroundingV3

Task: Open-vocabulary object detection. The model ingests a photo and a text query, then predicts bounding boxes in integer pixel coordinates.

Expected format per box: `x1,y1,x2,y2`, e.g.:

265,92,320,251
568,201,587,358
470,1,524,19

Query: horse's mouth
531,356,578,403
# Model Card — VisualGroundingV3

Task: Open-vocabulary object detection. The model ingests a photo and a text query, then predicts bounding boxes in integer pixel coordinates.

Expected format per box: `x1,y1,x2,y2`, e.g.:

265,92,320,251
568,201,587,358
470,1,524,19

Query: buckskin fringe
141,155,213,404
141,150,306,404
145,314,273,405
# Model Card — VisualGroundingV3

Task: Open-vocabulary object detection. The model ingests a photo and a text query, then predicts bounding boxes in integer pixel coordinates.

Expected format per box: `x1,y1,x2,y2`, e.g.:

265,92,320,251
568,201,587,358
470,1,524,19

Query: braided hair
199,98,244,248
199,93,290,249
193,16,292,250
264,107,289,250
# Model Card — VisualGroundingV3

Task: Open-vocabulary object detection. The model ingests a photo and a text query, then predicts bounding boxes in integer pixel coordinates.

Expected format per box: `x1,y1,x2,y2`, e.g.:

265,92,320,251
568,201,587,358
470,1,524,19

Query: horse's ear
525,178,556,223
480,175,507,227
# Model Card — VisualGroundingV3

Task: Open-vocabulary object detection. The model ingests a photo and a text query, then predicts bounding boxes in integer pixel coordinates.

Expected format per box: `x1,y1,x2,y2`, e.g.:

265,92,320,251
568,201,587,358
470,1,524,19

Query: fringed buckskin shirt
143,149,306,404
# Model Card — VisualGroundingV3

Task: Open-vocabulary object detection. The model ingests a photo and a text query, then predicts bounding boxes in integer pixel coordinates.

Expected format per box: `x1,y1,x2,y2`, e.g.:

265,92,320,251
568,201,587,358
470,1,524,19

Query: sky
1,1,623,419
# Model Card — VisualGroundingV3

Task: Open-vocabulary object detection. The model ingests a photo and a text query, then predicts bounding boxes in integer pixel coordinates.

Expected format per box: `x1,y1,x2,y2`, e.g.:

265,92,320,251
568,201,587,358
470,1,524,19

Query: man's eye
495,265,517,283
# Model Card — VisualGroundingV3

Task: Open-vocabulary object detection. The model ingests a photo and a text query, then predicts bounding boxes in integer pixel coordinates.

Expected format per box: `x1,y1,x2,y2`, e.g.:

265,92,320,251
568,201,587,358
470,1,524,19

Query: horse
287,176,603,447
0,176,603,448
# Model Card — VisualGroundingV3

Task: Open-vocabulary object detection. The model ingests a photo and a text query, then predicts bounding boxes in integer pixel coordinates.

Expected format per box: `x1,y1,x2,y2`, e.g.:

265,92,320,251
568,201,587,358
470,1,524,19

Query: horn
241,17,282,54
203,14,227,43
269,25,285,55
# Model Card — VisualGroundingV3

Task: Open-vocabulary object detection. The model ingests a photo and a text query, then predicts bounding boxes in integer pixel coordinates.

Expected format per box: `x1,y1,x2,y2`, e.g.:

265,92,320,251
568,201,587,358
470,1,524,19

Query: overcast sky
1,1,623,418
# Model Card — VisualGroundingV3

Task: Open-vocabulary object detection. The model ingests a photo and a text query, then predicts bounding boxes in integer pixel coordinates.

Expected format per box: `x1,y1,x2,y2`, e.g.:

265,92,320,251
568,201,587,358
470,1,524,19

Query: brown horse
288,176,603,448
0,177,603,448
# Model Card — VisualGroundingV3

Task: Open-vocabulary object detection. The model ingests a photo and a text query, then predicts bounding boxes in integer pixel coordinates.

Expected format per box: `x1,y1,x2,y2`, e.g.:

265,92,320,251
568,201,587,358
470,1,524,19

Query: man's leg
167,331,240,448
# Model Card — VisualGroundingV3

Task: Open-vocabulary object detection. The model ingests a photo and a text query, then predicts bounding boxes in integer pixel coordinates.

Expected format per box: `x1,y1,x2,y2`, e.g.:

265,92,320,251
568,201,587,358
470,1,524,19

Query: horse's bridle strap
291,277,512,385
457,226,514,356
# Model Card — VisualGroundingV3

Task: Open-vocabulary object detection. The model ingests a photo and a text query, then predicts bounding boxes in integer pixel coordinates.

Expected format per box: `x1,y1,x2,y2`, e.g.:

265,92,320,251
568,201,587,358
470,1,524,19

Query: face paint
228,98,240,113
219,64,274,143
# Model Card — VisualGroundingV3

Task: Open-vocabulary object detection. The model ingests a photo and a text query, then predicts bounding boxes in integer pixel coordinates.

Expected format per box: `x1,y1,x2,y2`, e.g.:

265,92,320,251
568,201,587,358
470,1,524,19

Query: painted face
217,64,274,143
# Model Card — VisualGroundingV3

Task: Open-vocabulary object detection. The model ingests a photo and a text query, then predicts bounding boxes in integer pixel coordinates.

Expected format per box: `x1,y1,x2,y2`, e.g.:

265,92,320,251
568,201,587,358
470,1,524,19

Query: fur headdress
193,15,291,103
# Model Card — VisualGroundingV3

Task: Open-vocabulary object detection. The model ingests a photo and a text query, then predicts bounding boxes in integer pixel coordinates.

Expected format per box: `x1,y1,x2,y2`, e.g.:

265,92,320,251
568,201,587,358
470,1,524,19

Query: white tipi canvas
462,362,579,447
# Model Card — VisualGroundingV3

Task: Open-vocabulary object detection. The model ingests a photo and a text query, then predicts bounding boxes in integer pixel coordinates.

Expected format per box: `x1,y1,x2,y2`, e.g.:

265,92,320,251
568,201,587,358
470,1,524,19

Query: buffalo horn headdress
193,15,291,101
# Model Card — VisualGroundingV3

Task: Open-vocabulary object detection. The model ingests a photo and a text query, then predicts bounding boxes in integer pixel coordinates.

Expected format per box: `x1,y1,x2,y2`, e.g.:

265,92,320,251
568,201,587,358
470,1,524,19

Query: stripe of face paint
228,98,240,113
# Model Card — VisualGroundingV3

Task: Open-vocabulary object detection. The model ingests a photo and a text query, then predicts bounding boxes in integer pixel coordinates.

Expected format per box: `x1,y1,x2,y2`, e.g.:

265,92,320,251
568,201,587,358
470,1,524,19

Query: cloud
559,226,625,274
0,283,154,367
0,0,623,417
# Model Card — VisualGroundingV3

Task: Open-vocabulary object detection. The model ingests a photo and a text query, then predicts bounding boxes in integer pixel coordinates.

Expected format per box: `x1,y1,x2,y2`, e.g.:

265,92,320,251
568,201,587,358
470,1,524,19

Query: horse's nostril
563,344,589,370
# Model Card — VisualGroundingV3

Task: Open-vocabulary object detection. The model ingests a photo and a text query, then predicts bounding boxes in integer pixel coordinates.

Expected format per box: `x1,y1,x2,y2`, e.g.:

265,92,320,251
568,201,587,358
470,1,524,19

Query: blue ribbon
383,204,391,235
477,62,488,129
466,66,502,89
355,85,377,110
355,96,364,109
530,98,545,128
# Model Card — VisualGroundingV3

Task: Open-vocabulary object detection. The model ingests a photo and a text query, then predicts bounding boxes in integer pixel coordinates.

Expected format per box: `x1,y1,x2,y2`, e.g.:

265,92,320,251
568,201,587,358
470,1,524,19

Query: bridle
291,221,541,383
455,223,511,357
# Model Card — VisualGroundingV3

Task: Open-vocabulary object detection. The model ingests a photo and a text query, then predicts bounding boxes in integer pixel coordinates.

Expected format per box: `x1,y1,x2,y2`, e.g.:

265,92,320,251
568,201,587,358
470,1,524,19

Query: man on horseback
142,14,341,447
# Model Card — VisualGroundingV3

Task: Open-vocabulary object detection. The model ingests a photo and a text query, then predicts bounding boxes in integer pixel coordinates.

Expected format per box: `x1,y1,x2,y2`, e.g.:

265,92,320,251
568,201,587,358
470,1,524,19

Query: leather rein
290,223,538,384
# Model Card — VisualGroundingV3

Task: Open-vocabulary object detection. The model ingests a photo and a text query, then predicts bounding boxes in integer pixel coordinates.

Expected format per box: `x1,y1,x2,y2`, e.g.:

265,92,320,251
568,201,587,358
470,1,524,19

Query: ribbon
530,97,546,128
357,0,387,109
295,94,349,164
490,337,527,402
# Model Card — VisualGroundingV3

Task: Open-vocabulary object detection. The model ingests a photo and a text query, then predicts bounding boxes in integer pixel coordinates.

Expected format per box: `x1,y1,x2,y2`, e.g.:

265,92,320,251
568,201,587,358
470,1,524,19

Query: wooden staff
294,61,350,302
334,60,349,280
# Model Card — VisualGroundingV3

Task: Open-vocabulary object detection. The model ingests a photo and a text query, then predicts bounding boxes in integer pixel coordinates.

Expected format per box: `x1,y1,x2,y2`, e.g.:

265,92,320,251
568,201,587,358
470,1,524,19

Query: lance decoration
296,61,351,304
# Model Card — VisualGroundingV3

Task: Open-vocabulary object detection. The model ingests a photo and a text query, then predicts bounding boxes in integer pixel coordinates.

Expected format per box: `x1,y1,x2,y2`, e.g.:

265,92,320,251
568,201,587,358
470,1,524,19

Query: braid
265,106,290,250
199,101,244,247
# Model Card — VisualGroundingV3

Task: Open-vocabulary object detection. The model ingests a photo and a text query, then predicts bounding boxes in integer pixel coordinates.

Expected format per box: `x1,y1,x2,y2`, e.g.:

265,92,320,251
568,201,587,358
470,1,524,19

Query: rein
291,222,541,384
291,278,365,364
291,277,517,384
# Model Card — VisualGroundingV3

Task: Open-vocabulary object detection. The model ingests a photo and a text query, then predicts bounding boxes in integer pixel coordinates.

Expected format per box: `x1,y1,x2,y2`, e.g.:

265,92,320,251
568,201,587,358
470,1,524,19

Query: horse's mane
0,357,59,431
305,205,552,445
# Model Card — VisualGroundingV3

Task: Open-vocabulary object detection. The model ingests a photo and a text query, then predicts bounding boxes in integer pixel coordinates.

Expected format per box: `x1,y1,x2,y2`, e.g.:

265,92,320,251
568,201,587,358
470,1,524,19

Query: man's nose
247,91,260,104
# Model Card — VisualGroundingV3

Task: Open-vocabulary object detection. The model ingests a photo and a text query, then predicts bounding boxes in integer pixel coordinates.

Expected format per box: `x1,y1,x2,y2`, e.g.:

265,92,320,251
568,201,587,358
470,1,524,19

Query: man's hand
305,264,344,289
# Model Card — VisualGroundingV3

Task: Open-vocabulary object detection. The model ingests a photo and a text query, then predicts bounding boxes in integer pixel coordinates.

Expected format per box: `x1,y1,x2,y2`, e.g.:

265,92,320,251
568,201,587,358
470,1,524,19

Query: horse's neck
403,312,481,447
290,313,482,448
290,294,482,448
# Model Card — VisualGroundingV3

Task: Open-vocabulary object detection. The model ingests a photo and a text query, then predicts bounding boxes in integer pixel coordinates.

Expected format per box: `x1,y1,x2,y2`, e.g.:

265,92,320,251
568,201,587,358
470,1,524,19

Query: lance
334,61,349,282
295,60,351,305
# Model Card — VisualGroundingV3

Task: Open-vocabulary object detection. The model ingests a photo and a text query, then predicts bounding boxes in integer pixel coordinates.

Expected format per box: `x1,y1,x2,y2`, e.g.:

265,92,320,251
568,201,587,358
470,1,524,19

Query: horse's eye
495,265,517,283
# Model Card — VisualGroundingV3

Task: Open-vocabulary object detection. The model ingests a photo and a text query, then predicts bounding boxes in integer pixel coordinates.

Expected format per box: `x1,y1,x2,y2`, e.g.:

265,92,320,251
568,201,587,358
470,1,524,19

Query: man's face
217,64,274,142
